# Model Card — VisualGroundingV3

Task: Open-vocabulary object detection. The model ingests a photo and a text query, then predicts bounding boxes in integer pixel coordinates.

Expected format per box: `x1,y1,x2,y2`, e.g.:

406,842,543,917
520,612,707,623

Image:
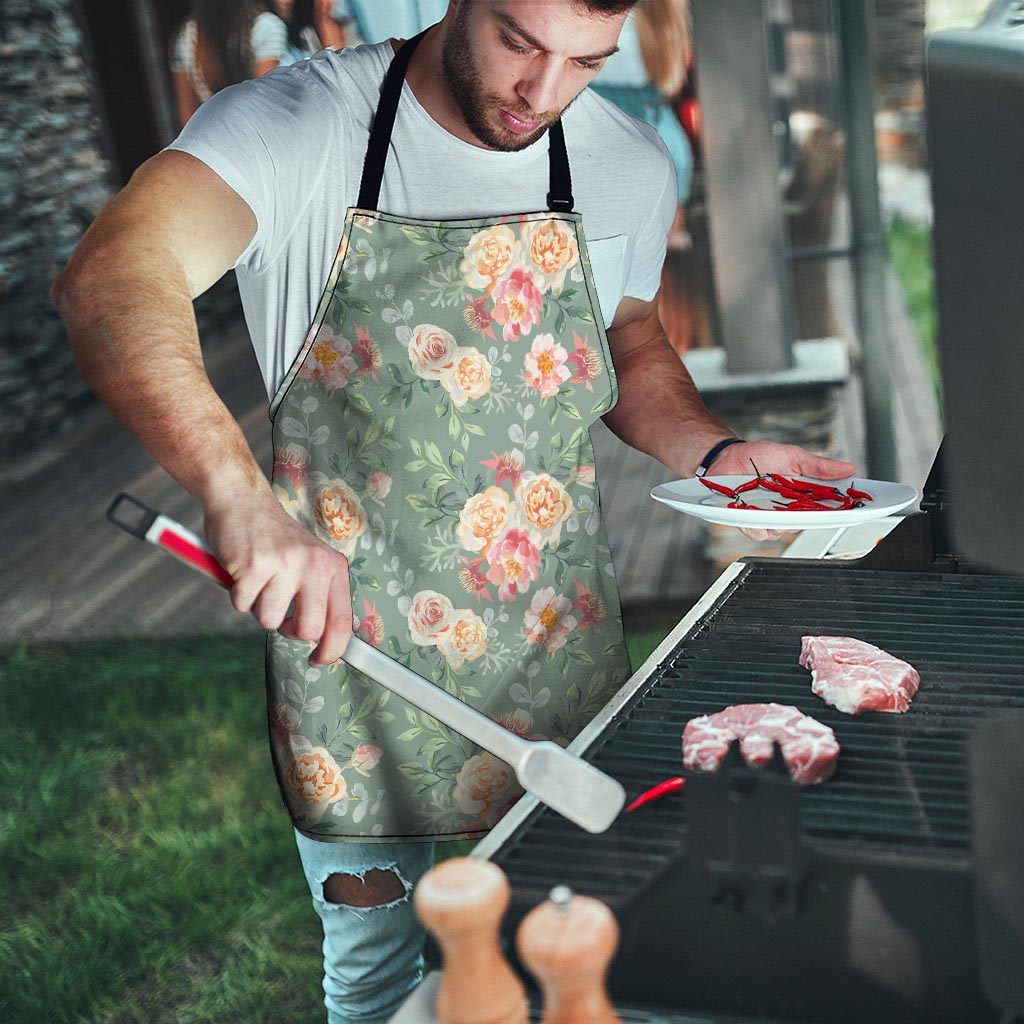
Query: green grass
887,215,942,405
0,628,666,1022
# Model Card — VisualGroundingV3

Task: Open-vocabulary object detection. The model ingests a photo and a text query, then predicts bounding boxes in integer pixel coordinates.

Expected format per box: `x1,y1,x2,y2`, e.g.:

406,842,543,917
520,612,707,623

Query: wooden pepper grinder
516,885,621,1024
413,857,528,1024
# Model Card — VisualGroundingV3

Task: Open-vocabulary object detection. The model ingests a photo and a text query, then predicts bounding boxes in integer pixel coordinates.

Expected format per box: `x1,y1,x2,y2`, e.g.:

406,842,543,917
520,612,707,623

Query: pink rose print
350,743,383,776
524,586,579,653
524,333,571,399
269,703,300,746
365,471,392,505
491,267,544,342
485,527,542,602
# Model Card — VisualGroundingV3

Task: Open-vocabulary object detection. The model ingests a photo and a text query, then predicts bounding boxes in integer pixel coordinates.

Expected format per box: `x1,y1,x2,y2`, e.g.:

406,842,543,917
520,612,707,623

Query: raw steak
799,636,920,716
682,703,840,786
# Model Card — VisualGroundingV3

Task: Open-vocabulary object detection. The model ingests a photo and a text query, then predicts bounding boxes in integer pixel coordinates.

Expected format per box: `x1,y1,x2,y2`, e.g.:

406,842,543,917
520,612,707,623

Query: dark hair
192,0,273,91
576,0,641,13
285,0,315,54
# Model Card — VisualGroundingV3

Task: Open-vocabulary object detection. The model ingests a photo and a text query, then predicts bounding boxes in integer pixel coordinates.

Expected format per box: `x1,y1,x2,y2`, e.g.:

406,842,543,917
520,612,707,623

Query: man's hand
204,493,353,666
709,439,855,482
708,440,857,542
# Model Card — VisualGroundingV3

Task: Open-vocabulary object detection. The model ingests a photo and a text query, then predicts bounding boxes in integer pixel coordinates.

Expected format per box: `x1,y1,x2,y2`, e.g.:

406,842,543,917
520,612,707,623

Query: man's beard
441,4,560,151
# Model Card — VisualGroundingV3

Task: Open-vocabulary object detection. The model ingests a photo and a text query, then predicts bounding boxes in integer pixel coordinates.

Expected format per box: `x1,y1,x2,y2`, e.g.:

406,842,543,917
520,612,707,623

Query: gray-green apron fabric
265,37,631,843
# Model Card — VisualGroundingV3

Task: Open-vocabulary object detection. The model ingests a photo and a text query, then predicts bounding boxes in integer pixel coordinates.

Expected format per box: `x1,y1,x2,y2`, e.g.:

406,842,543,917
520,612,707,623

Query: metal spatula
106,493,626,834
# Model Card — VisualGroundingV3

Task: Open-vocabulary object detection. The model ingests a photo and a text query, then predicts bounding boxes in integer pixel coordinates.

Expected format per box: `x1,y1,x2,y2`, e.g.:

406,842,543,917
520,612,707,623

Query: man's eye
501,35,531,54
576,59,600,71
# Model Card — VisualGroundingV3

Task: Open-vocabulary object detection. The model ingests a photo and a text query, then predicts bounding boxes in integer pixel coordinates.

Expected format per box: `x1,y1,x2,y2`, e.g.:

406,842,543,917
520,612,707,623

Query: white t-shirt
168,40,677,400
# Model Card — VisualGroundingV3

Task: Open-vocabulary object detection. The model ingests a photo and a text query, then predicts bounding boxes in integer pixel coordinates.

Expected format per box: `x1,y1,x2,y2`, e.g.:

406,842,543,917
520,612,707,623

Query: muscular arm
51,151,352,662
603,295,733,477
603,294,856,484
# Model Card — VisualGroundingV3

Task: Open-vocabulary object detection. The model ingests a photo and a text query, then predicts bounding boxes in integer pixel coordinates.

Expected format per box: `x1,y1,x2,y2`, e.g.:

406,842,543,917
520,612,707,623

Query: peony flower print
439,608,488,669
441,346,492,406
299,326,358,392
524,333,571,398
485,527,542,602
491,266,544,342
460,224,520,293
456,486,511,556
522,218,579,294
514,472,574,548
524,586,579,653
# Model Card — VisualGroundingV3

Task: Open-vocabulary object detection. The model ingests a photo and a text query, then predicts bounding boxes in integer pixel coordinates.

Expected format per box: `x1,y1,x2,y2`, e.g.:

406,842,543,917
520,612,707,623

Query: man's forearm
603,331,735,478
53,253,270,513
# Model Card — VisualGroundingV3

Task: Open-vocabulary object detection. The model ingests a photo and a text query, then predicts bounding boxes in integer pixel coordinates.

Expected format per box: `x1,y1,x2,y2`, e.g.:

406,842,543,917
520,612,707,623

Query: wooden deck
1,247,941,644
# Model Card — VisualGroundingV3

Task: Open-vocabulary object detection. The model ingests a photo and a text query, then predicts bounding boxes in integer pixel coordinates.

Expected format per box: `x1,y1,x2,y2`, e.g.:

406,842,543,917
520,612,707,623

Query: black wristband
695,437,745,478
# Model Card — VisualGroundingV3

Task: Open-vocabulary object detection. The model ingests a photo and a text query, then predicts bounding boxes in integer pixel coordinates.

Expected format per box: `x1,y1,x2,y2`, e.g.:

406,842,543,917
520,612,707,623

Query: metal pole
837,1,899,480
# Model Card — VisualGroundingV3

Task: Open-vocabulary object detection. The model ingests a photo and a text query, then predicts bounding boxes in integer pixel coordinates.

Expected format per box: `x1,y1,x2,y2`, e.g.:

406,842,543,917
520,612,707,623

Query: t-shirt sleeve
623,130,678,302
165,65,341,273
251,12,289,62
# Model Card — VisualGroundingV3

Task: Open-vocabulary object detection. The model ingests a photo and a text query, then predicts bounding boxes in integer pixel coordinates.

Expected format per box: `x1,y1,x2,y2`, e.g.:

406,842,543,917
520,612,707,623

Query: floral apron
266,30,631,842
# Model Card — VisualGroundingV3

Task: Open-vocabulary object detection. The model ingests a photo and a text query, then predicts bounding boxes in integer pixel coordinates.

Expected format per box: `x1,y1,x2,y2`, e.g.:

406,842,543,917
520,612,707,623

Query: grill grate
493,564,1024,901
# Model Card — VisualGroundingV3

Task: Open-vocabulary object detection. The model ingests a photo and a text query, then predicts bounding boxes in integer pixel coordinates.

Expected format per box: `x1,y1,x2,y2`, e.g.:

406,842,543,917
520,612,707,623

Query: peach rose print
441,346,492,406
492,267,544,342
524,333,571,398
440,609,488,669
485,527,542,602
515,472,574,548
409,324,459,380
408,590,455,646
523,218,579,293
272,442,310,492
313,477,368,557
456,486,511,555
453,752,522,826
460,224,521,293
285,743,348,808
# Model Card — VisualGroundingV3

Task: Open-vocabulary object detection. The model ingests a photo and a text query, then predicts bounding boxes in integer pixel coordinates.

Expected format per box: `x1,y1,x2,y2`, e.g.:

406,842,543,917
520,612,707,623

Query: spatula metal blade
517,741,625,834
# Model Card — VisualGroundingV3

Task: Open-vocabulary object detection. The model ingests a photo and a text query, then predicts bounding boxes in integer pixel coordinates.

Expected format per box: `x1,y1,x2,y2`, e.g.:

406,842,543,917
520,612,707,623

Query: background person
171,0,289,127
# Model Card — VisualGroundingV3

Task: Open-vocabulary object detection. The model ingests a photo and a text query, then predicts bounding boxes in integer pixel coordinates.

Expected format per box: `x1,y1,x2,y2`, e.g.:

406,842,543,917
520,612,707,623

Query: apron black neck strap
356,30,575,215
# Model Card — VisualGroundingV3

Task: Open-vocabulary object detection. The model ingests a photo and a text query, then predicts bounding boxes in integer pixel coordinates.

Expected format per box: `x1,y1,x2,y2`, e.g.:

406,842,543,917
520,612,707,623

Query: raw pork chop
799,636,920,716
682,703,840,785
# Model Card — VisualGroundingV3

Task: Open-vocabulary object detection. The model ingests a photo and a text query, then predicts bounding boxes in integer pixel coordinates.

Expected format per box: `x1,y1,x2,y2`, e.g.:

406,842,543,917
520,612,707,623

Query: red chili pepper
772,473,844,498
626,776,685,813
776,498,835,511
699,477,737,498
847,486,873,501
734,478,761,494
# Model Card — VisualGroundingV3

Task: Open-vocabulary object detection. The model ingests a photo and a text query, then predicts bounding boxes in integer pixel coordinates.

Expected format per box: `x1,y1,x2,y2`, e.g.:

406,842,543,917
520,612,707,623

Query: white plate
650,476,920,530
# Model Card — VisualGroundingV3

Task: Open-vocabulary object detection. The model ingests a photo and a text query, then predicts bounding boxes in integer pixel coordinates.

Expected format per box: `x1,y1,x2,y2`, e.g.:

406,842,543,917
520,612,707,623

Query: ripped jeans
294,829,436,1024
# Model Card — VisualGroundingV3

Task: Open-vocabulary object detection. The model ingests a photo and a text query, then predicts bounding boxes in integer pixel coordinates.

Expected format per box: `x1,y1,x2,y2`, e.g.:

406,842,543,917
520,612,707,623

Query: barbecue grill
466,8,1024,1019
474,455,1024,1022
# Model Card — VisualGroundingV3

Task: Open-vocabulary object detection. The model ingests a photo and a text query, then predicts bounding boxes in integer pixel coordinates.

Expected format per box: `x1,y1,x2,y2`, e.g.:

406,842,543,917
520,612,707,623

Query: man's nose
516,63,562,118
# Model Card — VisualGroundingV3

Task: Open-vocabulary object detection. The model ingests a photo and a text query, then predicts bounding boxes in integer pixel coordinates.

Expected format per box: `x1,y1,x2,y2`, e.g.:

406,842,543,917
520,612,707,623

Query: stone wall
0,0,115,460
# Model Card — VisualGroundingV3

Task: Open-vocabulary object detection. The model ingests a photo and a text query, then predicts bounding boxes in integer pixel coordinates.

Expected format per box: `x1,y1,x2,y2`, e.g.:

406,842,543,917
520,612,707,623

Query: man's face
441,1,627,151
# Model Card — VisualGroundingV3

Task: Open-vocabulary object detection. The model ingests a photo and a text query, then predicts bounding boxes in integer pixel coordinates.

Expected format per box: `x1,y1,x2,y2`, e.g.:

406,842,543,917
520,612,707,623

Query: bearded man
52,2,854,1020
